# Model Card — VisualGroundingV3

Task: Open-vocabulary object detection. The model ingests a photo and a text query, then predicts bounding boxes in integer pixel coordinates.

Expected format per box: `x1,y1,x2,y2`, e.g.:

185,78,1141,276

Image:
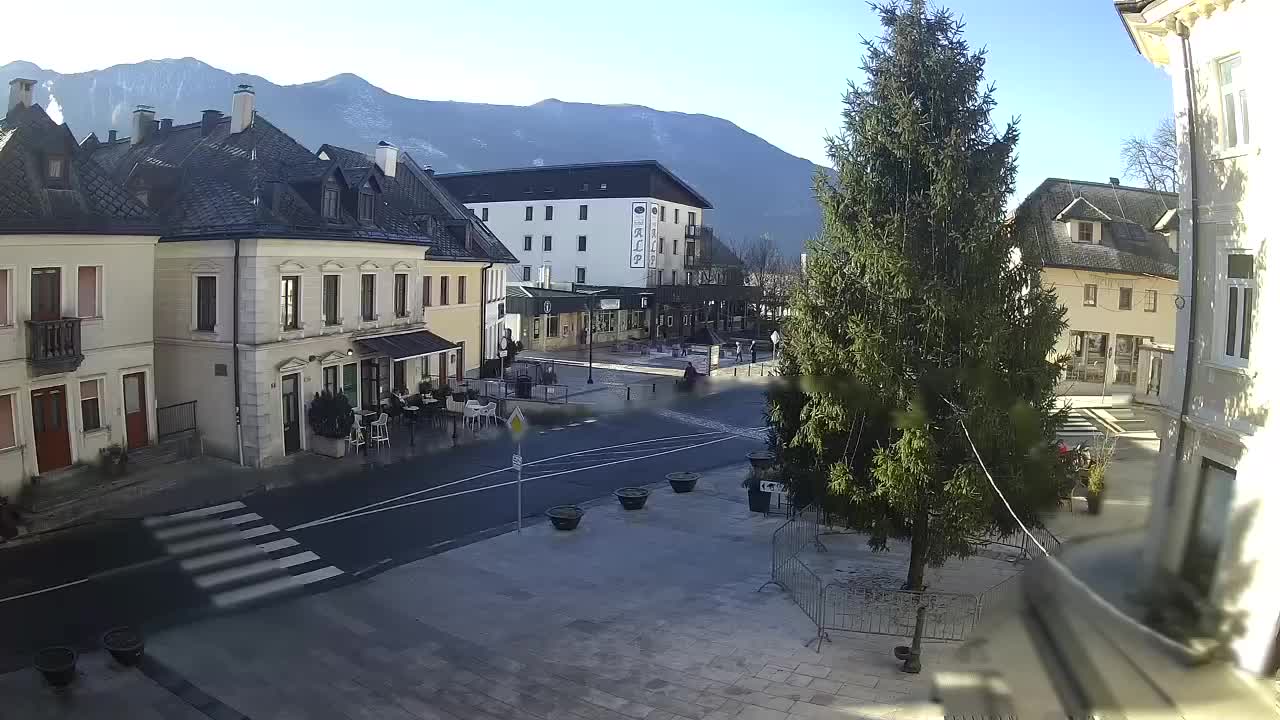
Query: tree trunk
900,491,930,674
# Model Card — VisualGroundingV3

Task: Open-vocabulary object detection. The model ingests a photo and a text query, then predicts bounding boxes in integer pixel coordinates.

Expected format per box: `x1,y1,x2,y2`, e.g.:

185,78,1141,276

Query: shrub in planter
99,444,128,477
307,391,354,458
744,466,780,513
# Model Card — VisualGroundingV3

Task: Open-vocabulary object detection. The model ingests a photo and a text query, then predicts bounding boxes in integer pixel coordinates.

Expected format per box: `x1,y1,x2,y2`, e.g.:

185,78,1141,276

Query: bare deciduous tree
1121,117,1178,193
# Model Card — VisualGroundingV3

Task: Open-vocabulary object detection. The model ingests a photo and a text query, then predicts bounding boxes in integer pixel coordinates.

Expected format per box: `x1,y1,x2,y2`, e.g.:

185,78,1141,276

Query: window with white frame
1217,56,1250,151
77,265,102,318
1144,289,1158,313
1077,222,1094,244
521,266,531,282
1222,251,1255,362
195,275,217,332
394,273,409,317
0,392,15,450
1083,284,1097,307
280,275,300,330
323,274,341,326
361,273,376,321
576,267,586,283
80,378,102,432
0,268,11,326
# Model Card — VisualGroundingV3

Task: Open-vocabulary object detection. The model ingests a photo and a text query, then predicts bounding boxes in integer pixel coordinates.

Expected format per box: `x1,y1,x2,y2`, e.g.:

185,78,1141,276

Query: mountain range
1,57,823,256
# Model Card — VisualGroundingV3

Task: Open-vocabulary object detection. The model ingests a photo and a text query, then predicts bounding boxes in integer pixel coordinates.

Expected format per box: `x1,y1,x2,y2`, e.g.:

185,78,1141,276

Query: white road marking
276,551,320,569
222,513,263,526
153,519,229,542
180,545,264,572
257,538,300,553
166,530,245,556
287,430,728,532
239,524,280,540
0,577,89,603
194,559,281,589
143,501,246,527
210,566,343,608
288,434,740,532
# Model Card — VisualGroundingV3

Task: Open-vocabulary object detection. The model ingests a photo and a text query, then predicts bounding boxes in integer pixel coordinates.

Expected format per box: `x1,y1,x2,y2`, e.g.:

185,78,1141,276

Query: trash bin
516,375,533,399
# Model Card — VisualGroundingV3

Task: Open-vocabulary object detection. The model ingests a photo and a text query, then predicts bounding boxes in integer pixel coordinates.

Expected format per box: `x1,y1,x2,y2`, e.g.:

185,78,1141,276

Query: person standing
735,341,743,363
750,340,758,364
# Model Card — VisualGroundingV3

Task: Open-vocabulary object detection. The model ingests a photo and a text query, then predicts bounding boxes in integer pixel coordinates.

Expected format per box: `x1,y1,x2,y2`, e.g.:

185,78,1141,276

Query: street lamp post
586,300,595,384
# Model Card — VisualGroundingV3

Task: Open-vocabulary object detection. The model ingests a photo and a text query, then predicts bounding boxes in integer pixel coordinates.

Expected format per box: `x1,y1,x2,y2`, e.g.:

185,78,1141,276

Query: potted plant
101,626,144,666
747,450,776,470
307,390,354,458
546,505,584,530
99,444,128,477
33,646,77,687
744,466,779,513
1082,433,1117,515
666,472,699,493
614,487,650,510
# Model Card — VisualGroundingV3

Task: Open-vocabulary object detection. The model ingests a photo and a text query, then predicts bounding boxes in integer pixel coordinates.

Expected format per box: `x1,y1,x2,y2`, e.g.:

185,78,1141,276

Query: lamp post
586,300,595,384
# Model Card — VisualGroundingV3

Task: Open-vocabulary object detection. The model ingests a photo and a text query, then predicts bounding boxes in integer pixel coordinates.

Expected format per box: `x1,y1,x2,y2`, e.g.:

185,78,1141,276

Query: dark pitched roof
1014,178,1178,280
435,160,713,209
317,143,516,263
0,103,155,234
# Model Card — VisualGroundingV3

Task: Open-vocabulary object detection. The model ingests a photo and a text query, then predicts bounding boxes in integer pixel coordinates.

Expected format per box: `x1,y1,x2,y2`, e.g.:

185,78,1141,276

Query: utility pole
586,300,595,384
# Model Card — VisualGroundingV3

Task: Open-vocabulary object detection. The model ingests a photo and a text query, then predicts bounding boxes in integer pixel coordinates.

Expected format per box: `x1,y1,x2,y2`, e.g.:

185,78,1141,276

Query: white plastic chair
462,402,481,431
369,412,390,449
348,412,366,454
481,402,497,427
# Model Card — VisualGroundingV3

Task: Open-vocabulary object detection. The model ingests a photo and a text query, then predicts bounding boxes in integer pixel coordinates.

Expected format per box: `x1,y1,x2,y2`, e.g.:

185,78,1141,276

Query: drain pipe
479,262,493,372
233,237,244,467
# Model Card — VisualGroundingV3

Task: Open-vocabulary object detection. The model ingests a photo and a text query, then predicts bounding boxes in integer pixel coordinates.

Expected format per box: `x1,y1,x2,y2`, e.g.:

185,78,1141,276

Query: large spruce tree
768,0,1067,631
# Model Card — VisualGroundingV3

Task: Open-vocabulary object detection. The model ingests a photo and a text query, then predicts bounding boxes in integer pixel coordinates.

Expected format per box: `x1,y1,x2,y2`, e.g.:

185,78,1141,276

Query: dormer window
358,192,375,221
322,186,341,220
46,155,66,185
1078,222,1094,244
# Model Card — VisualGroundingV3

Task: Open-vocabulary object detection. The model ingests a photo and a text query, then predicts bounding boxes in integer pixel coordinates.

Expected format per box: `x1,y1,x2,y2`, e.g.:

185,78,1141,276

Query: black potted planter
747,450,776,470
747,487,773,513
546,505,584,530
1085,490,1103,515
614,487,650,510
666,472,699,493
33,646,77,687
102,626,145,666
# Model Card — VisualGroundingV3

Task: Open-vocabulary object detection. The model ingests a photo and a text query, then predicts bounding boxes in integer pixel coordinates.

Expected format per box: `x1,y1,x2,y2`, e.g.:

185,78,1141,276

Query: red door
31,386,72,473
123,372,149,450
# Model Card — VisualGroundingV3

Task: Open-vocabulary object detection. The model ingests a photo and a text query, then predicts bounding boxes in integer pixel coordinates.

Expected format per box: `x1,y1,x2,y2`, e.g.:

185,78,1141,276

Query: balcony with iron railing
684,224,710,240
26,317,84,375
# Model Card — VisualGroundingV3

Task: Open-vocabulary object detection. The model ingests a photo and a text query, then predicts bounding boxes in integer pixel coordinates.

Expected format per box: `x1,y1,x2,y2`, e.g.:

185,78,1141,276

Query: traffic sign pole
516,440,523,534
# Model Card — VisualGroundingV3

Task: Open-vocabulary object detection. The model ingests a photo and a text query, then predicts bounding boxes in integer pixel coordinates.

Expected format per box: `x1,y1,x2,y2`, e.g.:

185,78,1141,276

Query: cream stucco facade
153,238,495,467
0,234,159,498
1119,0,1280,674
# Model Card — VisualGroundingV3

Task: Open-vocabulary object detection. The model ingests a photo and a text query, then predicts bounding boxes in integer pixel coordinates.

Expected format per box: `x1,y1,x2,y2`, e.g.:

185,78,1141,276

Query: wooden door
31,386,72,473
281,373,301,454
122,372,149,450
30,268,61,321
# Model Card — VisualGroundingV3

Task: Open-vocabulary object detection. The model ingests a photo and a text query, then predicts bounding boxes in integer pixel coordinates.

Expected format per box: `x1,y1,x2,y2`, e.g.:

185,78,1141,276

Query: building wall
1043,266,1178,361
470,197,708,287
0,234,158,496
1131,0,1280,675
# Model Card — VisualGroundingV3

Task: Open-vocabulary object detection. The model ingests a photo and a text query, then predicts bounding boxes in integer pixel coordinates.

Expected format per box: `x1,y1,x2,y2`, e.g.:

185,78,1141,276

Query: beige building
1014,178,1178,397
88,88,515,467
0,85,159,497
1118,0,1279,675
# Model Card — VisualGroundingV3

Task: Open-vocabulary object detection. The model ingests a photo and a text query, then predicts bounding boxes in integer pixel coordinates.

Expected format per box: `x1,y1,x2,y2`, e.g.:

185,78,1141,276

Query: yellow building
1013,177,1178,397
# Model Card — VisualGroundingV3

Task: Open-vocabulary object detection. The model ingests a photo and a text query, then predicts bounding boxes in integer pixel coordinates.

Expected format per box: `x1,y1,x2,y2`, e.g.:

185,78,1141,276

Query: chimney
230,84,255,134
107,129,118,143
131,105,156,145
7,78,35,113
200,109,222,137
375,141,398,178
1109,177,1120,186
159,118,174,133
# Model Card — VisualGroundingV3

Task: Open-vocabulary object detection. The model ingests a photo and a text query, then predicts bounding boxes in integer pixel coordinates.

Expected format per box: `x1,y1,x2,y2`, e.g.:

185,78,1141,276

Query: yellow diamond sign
506,406,529,439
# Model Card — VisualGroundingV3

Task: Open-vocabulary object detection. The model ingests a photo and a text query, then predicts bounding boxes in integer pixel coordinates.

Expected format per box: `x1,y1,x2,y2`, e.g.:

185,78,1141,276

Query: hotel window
674,208,680,225
524,206,533,221
1118,287,1132,310
323,365,339,396
481,207,489,221
688,212,697,226
579,204,588,220
361,273,376,321
576,267,586,283
1145,290,1158,313
80,379,102,432
578,235,587,251
1218,56,1250,150
545,205,553,221
1222,252,1255,363
1077,222,1094,244
660,205,666,221
78,266,102,318
440,276,450,306
280,275,300,330
196,275,216,331
394,273,408,317
0,268,12,326
422,276,432,307
0,393,16,451
523,235,533,251
457,275,467,304
1083,284,1097,307
323,274,340,325
543,235,552,251
659,238,665,254
521,266,531,282
358,192,375,221
322,186,341,220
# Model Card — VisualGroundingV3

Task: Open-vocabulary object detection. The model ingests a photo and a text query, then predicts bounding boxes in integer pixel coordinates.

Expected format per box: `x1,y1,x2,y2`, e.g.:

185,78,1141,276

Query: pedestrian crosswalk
144,501,343,609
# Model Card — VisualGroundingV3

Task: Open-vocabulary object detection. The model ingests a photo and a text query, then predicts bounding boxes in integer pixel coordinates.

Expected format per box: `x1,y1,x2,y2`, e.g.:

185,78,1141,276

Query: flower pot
102,627,145,667
546,505,584,531
746,451,775,470
747,488,772,513
33,646,76,687
311,434,347,459
614,487,650,510
1086,490,1103,515
666,472,700,493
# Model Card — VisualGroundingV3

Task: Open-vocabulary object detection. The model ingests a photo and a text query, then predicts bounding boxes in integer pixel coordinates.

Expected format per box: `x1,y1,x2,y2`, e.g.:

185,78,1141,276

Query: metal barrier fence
968,525,1062,560
711,360,778,378
473,379,569,404
823,583,979,644
156,400,198,440
758,504,827,646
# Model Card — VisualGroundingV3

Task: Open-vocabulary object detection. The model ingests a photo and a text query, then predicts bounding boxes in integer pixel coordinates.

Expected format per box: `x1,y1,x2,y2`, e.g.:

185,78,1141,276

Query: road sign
770,330,781,346
511,453,523,470
759,480,785,494
507,406,528,439
543,300,552,314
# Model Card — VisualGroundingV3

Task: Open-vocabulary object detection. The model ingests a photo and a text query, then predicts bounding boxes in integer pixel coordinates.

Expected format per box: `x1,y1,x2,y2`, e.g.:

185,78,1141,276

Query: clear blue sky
9,0,1172,198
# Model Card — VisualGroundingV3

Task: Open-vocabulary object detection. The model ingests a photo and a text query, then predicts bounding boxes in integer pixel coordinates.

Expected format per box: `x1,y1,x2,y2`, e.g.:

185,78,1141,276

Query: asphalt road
0,384,769,671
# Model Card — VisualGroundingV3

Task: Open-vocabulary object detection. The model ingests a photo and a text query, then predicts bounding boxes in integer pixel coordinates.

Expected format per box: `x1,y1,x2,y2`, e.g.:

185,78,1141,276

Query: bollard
626,386,631,401
734,366,738,377
652,382,656,393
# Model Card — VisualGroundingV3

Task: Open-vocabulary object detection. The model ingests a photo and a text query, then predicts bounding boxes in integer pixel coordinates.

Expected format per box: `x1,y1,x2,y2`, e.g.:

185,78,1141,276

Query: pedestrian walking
735,341,743,363
750,340,757,364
